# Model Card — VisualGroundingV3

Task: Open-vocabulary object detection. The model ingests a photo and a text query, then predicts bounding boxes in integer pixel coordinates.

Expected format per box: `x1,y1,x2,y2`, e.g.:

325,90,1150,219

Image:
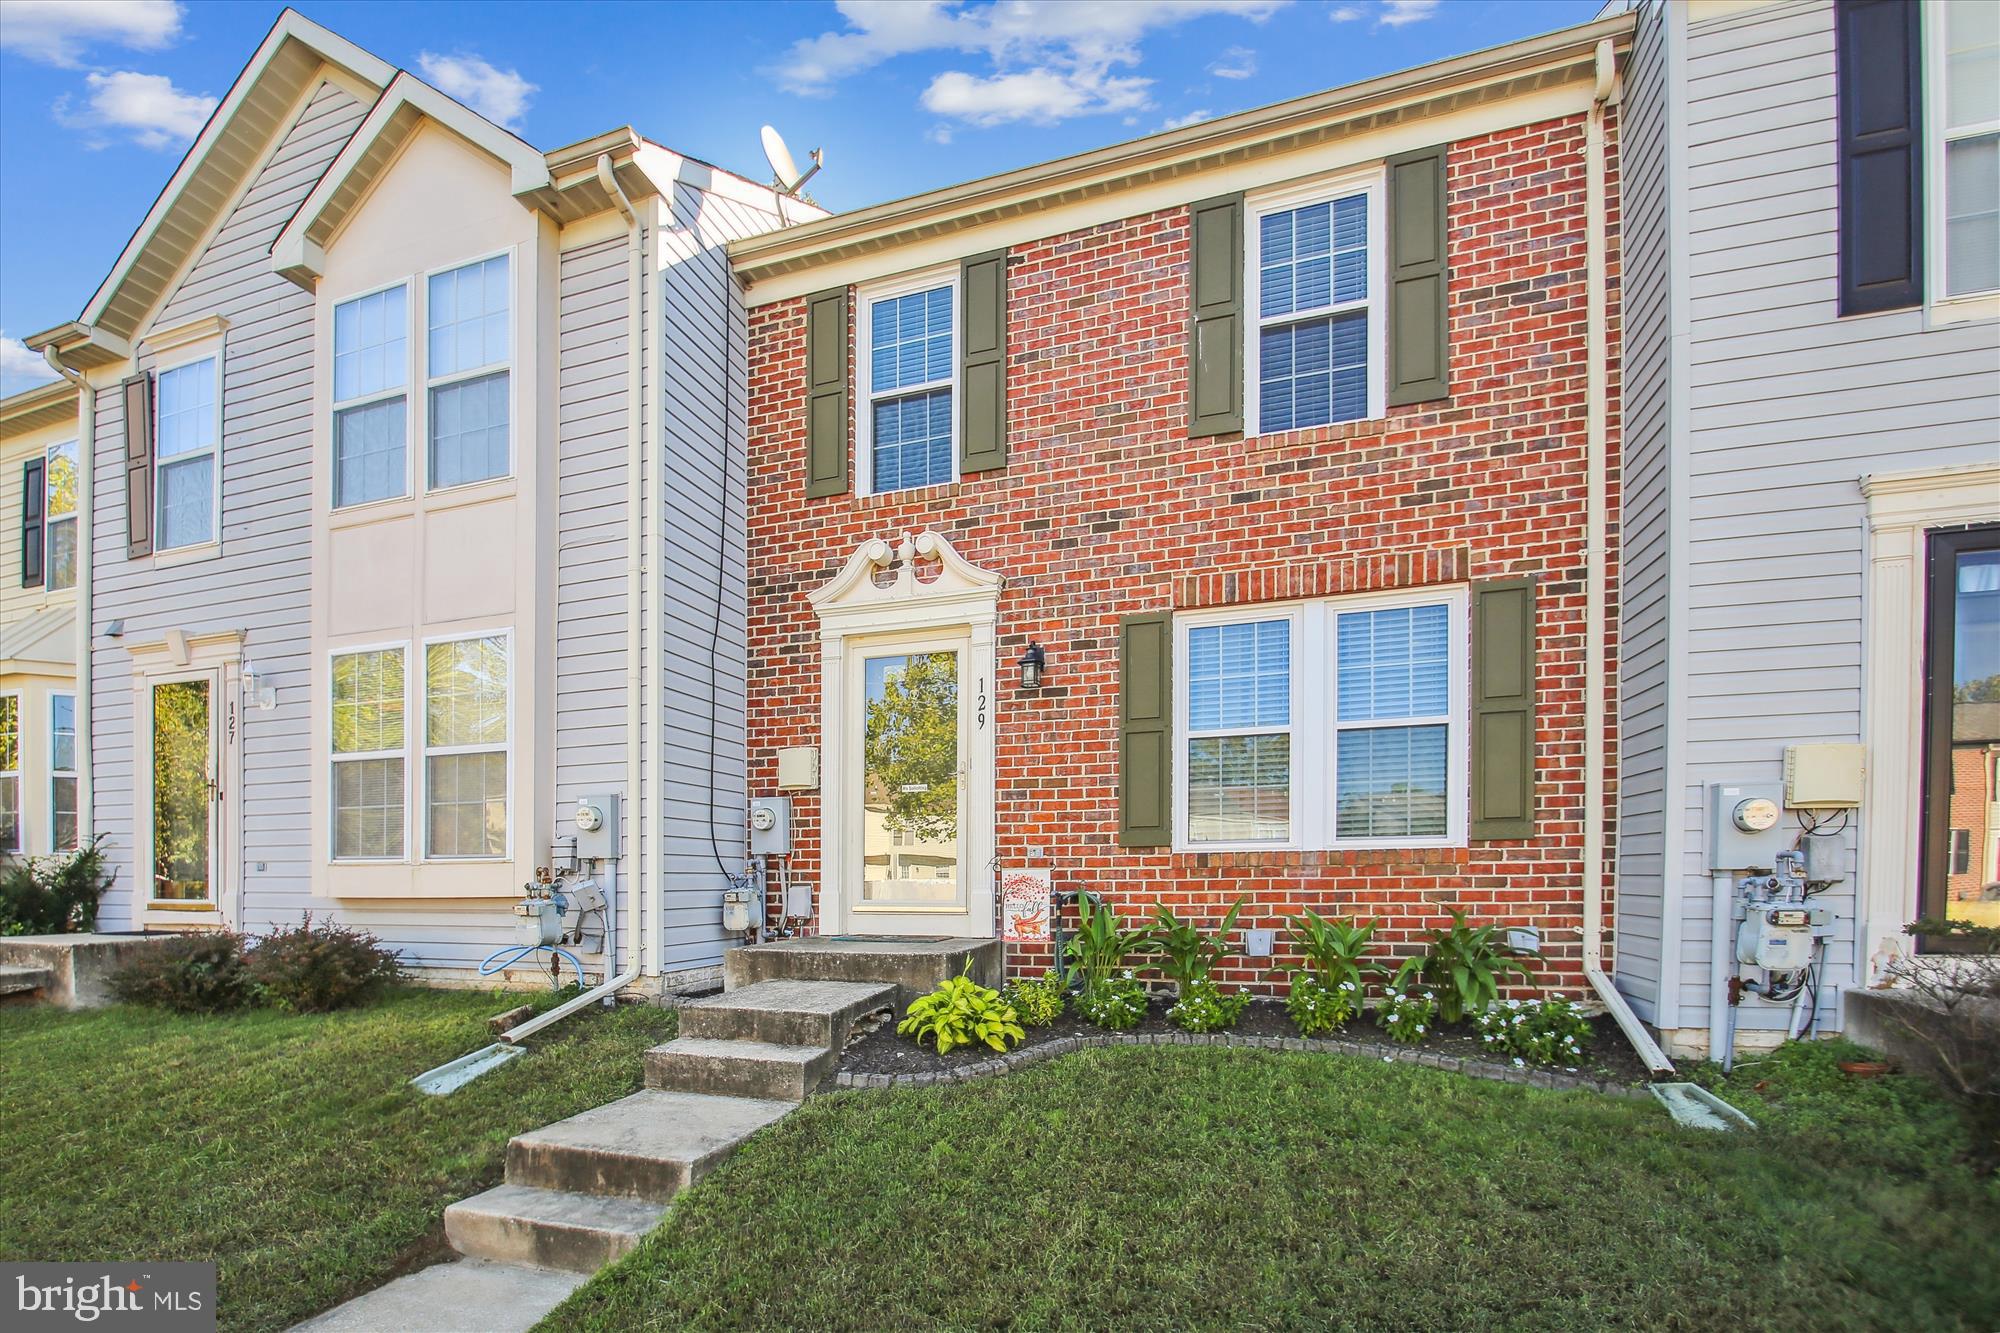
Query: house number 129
976,678,987,729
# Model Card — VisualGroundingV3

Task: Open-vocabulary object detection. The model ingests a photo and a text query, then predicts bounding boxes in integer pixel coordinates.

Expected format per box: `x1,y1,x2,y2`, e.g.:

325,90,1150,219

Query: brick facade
744,112,1621,994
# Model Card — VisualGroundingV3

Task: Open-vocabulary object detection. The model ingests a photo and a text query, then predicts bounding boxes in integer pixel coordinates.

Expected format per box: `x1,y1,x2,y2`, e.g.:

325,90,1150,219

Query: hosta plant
1392,911,1535,1023
898,966,1026,1055
1003,971,1066,1027
1284,910,1382,1036
1473,995,1593,1067
1378,988,1438,1045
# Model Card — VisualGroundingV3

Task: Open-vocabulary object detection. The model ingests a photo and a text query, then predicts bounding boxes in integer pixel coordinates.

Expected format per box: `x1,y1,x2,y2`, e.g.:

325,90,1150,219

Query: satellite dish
760,124,823,197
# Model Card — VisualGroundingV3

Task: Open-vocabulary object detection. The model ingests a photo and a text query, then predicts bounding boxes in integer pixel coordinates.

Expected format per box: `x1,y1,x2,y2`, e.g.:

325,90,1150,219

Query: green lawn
545,1041,2000,1332
0,989,676,1333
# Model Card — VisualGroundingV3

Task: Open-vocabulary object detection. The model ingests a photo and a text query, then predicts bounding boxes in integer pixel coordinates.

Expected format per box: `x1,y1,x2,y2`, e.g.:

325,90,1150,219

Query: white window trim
419,627,514,863
0,690,18,855
1244,168,1387,438
49,690,76,852
327,641,412,864
854,263,959,497
329,276,416,511
1173,585,1469,853
1923,0,2000,319
151,340,225,555
43,441,78,593
421,248,517,496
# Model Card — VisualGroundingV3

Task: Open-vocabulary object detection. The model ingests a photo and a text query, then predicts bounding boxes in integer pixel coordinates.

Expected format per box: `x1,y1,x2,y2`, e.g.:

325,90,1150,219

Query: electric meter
575,801,603,833
1731,797,1779,833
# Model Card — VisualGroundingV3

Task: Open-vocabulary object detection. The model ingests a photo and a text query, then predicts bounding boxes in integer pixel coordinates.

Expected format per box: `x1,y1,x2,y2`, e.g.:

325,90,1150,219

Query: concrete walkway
292,1259,582,1333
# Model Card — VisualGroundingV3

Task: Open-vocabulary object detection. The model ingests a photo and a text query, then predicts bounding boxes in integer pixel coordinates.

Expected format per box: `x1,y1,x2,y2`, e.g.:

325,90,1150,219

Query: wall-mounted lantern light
1018,641,1047,690
241,660,277,712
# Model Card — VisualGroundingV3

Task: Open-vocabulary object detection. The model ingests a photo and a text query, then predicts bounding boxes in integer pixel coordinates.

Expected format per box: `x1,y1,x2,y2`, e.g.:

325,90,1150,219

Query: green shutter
959,249,1008,474
1470,578,1536,839
805,286,849,498
122,372,154,559
1186,193,1244,437
1386,145,1449,406
1119,612,1174,846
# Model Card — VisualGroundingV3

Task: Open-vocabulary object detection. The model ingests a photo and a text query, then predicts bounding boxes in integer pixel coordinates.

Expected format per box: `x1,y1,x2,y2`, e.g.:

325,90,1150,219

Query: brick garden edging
832,1031,1652,1099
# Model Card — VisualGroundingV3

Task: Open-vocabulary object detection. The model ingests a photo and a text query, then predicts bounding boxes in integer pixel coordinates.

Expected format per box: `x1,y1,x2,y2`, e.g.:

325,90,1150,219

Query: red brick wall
745,112,1621,994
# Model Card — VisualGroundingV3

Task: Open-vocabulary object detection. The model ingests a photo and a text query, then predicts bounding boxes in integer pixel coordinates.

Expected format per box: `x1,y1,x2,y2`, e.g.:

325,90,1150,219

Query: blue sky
0,0,1601,394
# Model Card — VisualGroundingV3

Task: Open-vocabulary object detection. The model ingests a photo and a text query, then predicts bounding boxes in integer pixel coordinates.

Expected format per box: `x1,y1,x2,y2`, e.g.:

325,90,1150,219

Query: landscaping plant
1152,897,1252,1032
1377,988,1437,1045
1886,917,2000,1163
0,838,116,936
1472,995,1592,1067
249,915,404,1013
898,966,1026,1055
107,932,260,1014
1063,895,1153,1030
1003,972,1066,1027
1283,910,1382,1036
1391,911,1534,1023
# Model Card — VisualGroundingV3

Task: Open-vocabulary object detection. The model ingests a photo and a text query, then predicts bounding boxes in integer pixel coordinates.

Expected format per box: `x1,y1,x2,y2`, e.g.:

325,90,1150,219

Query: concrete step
505,1089,792,1202
723,937,1001,1008
644,1036,834,1101
680,979,897,1048
0,964,54,997
443,1184,664,1274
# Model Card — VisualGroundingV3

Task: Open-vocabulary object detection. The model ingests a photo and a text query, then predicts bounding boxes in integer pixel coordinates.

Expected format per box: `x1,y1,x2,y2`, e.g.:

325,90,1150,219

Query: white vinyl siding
330,646,406,861
427,254,511,490
857,269,955,494
154,355,219,549
423,632,509,860
331,283,410,508
1246,174,1385,434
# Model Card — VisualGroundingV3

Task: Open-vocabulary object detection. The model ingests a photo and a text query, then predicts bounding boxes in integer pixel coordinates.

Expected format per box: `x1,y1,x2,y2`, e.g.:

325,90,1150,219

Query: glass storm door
854,641,967,927
151,675,217,904
1921,524,2000,933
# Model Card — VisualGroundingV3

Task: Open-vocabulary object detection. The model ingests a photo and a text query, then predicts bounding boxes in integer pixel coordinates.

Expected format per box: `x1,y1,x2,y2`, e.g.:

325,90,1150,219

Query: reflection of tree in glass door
862,651,958,904
152,679,212,902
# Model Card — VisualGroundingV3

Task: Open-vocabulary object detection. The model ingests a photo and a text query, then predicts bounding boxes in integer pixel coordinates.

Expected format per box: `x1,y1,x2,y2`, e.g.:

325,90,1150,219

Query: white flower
1415,1025,1426,1035
1513,1057,1526,1067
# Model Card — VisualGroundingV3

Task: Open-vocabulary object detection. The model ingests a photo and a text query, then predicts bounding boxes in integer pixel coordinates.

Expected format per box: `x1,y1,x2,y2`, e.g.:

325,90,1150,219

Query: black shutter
1386,145,1450,405
1836,0,1924,314
959,249,1008,474
804,287,850,498
1187,193,1244,437
1118,612,1174,846
1471,579,1537,840
20,458,44,587
123,372,154,559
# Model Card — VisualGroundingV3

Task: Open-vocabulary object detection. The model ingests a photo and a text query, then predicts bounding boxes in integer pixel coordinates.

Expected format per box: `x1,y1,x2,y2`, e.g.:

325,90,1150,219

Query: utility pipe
43,345,94,846
1579,38,1675,1078
503,154,646,1045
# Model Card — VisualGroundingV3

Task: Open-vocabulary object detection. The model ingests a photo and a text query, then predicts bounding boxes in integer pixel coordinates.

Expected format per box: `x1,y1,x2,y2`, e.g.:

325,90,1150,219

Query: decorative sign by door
1001,867,1051,943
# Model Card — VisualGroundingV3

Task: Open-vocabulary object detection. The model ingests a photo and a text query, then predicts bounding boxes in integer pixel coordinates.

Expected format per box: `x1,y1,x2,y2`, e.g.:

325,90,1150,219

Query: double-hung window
427,254,511,490
424,632,509,859
50,692,76,852
1932,1,1999,298
859,272,955,494
332,284,409,507
1249,178,1382,433
155,355,219,549
331,647,406,860
43,442,77,591
0,694,17,853
1177,589,1466,850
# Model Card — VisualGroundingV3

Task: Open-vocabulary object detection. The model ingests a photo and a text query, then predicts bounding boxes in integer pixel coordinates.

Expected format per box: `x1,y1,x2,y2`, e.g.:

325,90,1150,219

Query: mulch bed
834,995,1656,1090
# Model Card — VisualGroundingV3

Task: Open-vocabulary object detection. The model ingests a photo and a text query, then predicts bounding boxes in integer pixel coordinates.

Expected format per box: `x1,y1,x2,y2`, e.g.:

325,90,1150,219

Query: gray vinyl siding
1660,0,2000,1037
91,81,366,932
1612,0,1673,1024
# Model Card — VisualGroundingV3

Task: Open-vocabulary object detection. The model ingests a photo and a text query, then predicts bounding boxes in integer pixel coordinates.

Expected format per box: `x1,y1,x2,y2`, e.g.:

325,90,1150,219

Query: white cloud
417,51,538,130
54,69,215,149
1161,108,1212,131
1,334,59,397
0,0,182,68
1208,45,1256,79
775,0,1286,127
1378,0,1440,27
925,124,955,145
1329,5,1362,20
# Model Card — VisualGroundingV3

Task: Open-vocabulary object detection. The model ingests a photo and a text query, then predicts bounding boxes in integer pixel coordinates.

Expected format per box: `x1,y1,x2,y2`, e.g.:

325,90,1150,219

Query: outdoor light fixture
1018,641,1046,690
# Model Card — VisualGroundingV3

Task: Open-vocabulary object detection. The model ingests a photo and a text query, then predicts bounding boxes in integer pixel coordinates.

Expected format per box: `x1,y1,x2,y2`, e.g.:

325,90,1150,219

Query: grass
0,988,676,1333
545,1043,2000,1332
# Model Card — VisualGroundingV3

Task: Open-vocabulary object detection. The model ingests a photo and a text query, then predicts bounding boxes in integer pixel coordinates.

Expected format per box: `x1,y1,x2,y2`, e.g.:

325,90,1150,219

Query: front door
842,632,991,937
150,674,220,908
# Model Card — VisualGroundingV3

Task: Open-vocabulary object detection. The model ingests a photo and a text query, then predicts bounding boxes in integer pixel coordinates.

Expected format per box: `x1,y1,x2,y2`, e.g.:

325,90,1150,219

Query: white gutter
43,346,94,845
1581,38,1674,1078
502,155,646,1046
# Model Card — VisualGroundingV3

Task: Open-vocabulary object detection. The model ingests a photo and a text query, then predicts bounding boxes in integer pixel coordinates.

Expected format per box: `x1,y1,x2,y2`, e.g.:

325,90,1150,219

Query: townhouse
1615,0,2000,1056
728,13,1638,1008
17,10,814,987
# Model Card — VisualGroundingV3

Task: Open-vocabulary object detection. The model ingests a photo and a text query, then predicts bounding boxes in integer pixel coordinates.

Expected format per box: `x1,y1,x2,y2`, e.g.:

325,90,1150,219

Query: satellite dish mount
761,124,823,198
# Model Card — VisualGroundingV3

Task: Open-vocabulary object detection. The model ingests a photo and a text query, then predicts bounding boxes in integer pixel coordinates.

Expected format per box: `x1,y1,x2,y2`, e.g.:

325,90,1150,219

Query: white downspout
44,346,94,846
1582,38,1675,1078
501,155,646,1045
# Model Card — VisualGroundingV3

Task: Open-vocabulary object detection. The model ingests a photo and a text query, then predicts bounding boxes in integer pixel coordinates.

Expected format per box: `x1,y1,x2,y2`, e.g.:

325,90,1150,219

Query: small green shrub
1392,912,1533,1023
1286,974,1360,1036
1473,995,1592,1066
1076,975,1148,1030
1152,898,1250,1032
108,932,259,1014
1003,972,1066,1027
898,967,1025,1055
0,838,117,936
248,915,403,1013
1064,896,1153,1026
1377,988,1437,1045
1284,910,1382,1036
1168,979,1250,1033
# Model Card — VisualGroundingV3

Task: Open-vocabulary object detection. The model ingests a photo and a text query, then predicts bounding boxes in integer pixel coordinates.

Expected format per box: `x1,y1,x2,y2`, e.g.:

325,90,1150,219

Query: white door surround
810,532,1002,939
125,628,245,930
